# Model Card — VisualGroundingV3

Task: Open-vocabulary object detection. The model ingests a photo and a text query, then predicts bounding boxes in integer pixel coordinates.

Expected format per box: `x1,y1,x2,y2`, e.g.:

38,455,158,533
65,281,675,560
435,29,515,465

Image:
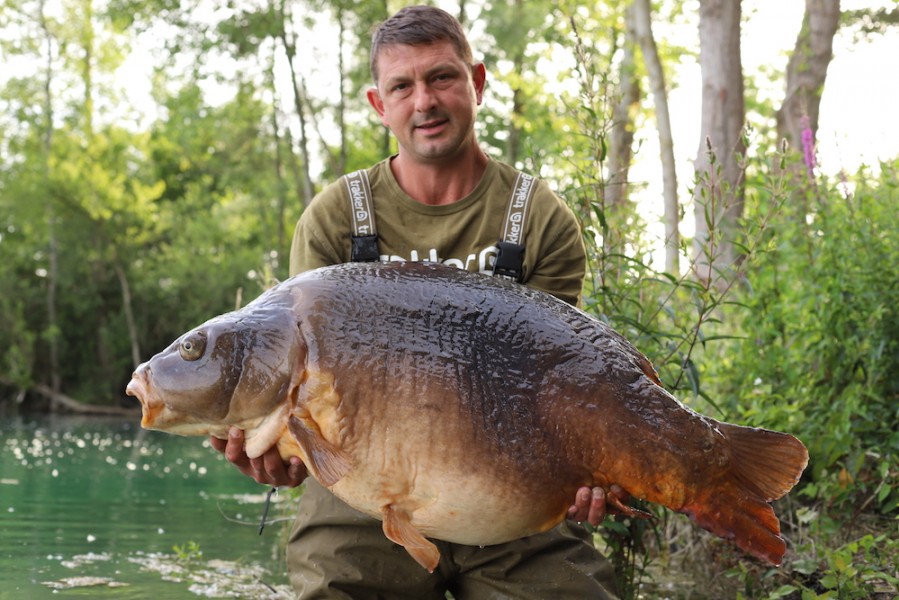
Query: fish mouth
125,368,163,428
125,369,149,405
124,368,219,436
125,373,144,401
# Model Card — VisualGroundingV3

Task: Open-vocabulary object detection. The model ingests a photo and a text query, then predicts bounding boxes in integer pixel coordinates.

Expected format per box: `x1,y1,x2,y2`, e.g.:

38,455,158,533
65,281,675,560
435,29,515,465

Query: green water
0,413,295,599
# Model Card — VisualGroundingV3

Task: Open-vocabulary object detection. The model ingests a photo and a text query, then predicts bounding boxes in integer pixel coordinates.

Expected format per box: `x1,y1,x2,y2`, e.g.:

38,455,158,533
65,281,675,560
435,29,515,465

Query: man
212,6,623,598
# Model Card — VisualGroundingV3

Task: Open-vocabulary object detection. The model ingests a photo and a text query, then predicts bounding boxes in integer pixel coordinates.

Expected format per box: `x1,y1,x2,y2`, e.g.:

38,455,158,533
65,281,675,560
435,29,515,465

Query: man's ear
367,87,389,126
472,63,487,105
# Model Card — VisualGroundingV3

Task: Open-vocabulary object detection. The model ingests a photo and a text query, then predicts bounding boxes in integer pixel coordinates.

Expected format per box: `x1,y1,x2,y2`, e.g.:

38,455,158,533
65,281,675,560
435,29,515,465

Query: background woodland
1,1,897,597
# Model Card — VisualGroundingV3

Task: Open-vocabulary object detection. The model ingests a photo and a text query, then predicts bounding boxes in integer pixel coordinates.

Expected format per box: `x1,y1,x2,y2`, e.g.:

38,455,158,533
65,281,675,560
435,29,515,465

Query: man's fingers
224,427,247,464
567,486,593,521
261,449,288,482
211,426,305,487
286,457,308,485
567,485,634,525
208,435,227,454
586,487,607,526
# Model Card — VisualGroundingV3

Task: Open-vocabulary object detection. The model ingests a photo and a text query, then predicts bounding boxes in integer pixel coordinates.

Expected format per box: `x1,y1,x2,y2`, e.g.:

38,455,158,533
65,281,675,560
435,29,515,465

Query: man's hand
209,427,307,487
567,484,630,526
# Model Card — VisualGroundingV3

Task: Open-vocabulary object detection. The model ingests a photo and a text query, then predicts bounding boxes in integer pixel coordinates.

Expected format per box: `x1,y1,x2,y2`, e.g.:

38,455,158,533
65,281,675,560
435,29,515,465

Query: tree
692,0,745,285
631,0,679,275
478,0,562,170
776,0,841,176
605,3,640,224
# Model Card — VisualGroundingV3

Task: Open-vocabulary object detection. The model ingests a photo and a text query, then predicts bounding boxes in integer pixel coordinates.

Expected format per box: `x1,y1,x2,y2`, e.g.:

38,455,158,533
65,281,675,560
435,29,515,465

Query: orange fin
287,415,351,487
381,505,440,572
684,423,808,565
720,422,809,501
608,492,654,520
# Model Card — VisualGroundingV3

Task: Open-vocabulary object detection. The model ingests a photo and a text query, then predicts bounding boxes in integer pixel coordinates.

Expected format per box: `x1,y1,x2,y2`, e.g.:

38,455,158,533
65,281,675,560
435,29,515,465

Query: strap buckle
351,234,380,262
493,241,525,282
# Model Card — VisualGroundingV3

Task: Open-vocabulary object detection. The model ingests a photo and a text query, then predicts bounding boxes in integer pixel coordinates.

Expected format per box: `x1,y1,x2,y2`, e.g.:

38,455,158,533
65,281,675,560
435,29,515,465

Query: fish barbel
125,262,808,571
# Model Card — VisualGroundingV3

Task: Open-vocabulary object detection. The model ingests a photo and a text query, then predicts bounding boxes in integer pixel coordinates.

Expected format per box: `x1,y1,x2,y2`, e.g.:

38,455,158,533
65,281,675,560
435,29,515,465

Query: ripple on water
0,415,293,599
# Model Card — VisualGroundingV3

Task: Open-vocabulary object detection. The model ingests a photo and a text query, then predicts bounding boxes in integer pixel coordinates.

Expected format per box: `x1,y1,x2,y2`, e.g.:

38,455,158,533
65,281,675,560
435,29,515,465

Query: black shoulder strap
493,171,536,282
343,170,380,262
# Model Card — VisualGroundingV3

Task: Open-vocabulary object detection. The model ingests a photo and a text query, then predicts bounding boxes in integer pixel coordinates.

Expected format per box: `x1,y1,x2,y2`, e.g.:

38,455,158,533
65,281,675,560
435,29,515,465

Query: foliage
725,523,899,600
693,163,899,598
622,160,899,600
554,8,796,597
172,540,203,564
708,161,899,515
557,12,898,591
1,1,898,597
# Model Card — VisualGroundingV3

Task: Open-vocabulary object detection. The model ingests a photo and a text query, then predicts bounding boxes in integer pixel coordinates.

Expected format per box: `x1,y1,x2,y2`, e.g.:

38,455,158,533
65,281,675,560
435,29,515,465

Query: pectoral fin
381,504,440,572
287,415,351,486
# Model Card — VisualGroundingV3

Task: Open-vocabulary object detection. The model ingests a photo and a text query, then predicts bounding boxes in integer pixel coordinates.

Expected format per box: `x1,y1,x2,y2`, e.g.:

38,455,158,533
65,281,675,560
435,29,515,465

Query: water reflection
0,414,293,599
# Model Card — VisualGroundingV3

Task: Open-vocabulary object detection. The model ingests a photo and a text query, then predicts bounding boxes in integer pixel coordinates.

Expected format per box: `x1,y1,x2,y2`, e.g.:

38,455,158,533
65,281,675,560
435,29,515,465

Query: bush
711,161,899,515
570,142,899,597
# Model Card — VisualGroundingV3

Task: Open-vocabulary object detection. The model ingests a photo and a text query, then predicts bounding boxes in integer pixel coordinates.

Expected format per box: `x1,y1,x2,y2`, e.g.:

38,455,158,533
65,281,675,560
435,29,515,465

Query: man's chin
407,139,467,163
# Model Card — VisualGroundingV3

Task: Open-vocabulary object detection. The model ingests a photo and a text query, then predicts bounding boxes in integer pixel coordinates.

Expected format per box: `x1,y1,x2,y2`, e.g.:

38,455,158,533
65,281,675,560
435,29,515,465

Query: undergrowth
559,59,899,597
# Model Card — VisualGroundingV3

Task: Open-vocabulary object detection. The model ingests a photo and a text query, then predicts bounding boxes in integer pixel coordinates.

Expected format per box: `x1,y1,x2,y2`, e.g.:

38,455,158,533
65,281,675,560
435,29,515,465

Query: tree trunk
276,0,314,205
605,4,640,214
692,0,746,286
632,0,679,275
113,261,142,370
776,0,841,175
80,0,95,138
38,0,61,409
503,0,526,168
336,5,348,175
269,58,289,253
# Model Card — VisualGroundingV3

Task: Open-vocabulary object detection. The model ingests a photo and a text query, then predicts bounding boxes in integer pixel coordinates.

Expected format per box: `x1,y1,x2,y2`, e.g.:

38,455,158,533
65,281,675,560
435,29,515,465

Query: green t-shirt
289,157,586,305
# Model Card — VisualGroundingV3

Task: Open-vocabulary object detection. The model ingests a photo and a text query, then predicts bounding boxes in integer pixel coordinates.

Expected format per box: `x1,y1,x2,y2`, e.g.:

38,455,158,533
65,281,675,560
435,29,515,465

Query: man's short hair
370,5,474,84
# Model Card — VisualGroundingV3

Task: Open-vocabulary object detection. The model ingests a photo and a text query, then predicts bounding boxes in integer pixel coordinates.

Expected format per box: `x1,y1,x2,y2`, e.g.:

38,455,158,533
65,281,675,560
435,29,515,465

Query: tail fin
682,423,808,565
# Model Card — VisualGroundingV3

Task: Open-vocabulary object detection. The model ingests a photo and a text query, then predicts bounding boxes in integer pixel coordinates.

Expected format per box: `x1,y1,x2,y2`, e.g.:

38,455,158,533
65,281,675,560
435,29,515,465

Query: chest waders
342,169,536,283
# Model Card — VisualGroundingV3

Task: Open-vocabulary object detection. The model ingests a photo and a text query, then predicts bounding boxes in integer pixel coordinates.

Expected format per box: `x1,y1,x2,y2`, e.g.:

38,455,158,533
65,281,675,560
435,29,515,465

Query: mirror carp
125,261,808,572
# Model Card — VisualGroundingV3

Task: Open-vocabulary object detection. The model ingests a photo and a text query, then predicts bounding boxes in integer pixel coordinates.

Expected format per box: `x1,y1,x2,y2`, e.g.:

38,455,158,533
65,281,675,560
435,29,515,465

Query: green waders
286,479,620,599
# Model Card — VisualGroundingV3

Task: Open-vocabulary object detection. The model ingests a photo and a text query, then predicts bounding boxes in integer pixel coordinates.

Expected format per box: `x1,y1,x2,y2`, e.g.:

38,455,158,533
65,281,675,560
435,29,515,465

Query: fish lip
125,368,161,427
125,370,148,402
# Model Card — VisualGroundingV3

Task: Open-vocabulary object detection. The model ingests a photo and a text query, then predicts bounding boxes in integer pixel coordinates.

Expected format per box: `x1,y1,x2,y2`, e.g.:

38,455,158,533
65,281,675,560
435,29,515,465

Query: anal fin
287,415,351,487
381,504,440,573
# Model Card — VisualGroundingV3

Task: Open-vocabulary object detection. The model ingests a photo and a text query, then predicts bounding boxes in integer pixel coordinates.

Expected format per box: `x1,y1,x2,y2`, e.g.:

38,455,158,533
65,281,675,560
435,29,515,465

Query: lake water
0,413,295,599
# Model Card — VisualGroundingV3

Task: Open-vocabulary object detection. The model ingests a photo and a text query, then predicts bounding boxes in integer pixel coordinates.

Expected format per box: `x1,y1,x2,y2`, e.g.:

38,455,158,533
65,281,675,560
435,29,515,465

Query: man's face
367,40,486,164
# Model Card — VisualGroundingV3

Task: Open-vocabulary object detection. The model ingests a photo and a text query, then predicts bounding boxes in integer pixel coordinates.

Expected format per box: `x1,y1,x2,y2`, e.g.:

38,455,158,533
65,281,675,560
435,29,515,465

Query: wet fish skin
125,261,808,572
126,305,305,457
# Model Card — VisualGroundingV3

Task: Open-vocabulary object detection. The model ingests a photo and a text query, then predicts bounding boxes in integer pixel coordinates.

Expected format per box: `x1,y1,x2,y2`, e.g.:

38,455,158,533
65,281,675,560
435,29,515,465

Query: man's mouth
415,118,449,133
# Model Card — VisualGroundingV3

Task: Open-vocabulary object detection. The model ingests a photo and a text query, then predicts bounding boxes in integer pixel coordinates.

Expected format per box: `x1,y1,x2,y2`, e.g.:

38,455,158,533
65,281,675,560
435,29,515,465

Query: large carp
125,262,808,571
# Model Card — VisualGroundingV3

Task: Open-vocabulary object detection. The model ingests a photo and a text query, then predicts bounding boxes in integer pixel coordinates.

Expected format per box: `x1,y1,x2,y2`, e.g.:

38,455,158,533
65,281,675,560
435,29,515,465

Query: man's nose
413,84,437,112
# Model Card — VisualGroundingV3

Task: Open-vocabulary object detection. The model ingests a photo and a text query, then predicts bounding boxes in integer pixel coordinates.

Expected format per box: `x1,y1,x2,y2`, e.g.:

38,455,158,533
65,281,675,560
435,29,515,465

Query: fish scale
126,261,808,572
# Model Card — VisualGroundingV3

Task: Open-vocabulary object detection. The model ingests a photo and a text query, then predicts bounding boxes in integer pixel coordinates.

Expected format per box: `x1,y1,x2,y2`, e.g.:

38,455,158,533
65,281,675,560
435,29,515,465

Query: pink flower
800,115,816,177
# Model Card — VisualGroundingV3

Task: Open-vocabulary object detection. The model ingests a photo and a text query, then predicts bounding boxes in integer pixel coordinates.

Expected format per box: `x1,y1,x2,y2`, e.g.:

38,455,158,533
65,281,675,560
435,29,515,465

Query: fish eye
179,332,207,361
